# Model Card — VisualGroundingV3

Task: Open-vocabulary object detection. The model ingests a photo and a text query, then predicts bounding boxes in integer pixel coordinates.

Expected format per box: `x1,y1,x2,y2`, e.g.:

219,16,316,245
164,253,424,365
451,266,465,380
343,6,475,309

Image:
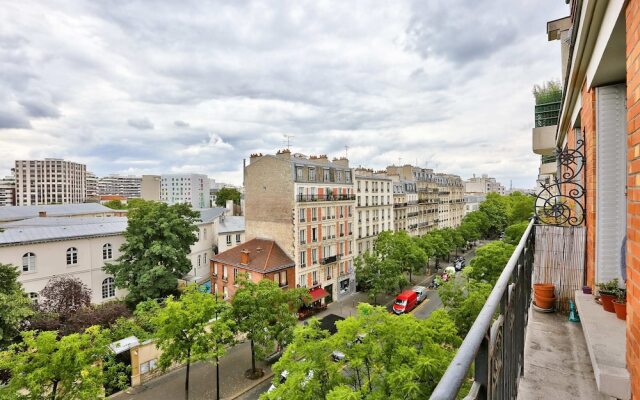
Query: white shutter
596,84,627,283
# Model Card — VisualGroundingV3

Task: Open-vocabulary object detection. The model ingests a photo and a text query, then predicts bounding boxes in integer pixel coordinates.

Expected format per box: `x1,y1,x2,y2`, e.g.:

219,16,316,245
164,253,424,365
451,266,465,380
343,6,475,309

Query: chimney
240,249,250,265
38,211,47,217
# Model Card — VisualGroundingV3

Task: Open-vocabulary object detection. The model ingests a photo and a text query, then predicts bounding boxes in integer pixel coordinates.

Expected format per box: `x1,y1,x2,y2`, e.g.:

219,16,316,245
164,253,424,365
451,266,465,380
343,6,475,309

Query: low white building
216,215,245,254
0,217,128,304
188,207,228,280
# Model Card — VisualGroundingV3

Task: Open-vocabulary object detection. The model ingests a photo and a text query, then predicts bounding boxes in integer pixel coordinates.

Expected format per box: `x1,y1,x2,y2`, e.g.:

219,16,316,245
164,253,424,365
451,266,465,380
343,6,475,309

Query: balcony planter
596,279,619,313
533,283,555,298
534,294,555,310
613,301,626,320
599,294,616,313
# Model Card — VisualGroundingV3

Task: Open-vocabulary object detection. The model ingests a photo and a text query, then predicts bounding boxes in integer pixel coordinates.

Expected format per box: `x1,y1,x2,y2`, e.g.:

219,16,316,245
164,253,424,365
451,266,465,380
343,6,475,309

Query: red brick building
210,238,295,300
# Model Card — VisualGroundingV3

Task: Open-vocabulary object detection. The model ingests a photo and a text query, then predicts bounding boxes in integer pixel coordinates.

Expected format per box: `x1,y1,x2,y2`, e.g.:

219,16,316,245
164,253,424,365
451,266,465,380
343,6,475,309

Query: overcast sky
0,0,568,188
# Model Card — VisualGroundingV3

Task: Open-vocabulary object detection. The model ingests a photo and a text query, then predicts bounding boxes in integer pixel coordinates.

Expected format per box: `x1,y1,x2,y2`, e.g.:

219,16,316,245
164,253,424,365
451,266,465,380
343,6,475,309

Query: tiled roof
194,207,227,224
0,220,127,246
211,238,294,273
0,203,116,222
218,216,244,233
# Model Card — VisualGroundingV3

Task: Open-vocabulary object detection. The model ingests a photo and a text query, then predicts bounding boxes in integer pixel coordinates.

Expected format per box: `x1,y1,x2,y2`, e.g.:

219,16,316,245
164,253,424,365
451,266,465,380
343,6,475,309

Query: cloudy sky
0,0,568,188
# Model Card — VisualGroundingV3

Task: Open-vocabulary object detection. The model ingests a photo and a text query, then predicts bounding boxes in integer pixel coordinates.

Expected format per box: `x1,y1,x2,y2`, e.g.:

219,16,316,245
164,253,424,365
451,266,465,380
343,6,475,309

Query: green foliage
596,278,620,295
103,353,131,396
354,253,406,305
215,187,241,207
126,198,146,209
478,193,509,239
503,221,530,245
105,200,200,305
466,241,515,284
0,326,108,399
0,263,33,347
103,200,126,210
461,211,490,239
152,285,235,396
438,273,493,337
374,231,427,282
263,304,459,400
533,79,562,105
232,278,309,374
504,192,534,225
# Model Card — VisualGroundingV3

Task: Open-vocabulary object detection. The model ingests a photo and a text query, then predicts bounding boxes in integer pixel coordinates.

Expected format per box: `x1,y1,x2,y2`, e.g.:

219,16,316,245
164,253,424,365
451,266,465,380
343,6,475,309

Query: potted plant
596,279,619,313
613,288,627,320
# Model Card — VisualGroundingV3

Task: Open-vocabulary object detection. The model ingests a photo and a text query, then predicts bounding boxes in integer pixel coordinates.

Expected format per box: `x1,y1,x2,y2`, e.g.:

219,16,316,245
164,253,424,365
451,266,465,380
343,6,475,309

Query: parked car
393,290,418,314
268,369,313,392
331,333,366,362
412,286,428,303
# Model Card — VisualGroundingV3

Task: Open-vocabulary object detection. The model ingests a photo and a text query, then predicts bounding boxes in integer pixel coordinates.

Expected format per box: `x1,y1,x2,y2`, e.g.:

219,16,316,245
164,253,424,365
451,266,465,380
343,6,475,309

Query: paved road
235,380,272,400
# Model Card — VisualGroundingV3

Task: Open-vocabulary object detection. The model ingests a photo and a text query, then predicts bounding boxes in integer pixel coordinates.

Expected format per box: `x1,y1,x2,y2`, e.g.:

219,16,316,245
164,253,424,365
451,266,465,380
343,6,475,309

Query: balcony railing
321,255,338,265
430,219,535,400
298,194,356,202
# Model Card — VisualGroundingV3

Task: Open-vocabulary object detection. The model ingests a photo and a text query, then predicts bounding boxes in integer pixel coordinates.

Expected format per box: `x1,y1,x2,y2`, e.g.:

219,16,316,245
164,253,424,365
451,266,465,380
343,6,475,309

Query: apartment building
464,174,506,195
0,176,15,206
354,169,394,255
217,215,245,254
160,174,210,209
13,159,86,205
86,172,99,201
141,175,161,201
435,173,465,228
464,194,486,216
98,175,142,198
391,179,419,234
244,150,356,303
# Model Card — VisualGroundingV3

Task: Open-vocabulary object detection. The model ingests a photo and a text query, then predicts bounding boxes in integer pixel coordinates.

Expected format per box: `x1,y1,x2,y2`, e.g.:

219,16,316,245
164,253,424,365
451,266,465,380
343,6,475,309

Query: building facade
244,150,356,303
435,173,465,228
217,215,245,254
0,176,15,206
141,175,161,201
86,172,99,201
13,159,86,205
160,174,210,209
98,175,142,198
464,174,506,195
354,169,394,255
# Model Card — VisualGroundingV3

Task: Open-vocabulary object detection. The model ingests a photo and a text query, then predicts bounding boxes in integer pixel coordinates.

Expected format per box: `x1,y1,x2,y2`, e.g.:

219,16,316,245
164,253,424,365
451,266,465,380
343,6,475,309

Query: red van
392,290,418,314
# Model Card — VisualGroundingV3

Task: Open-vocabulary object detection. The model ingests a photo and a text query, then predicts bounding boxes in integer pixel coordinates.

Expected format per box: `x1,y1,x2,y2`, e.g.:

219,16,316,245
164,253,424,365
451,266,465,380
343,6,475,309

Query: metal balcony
297,194,356,202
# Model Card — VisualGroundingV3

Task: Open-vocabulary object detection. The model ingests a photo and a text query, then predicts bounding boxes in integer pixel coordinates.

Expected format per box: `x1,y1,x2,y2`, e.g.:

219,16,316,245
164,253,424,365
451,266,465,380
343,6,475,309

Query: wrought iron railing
430,219,535,400
297,194,356,202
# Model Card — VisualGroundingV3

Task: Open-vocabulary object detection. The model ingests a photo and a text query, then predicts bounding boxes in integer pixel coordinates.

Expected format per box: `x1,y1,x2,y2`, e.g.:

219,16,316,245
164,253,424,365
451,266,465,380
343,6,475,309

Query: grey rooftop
0,203,116,222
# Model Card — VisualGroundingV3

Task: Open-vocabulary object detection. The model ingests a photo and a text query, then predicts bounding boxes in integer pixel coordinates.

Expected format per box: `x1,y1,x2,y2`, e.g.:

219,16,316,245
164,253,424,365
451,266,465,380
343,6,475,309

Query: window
337,171,343,182
323,169,330,181
197,255,201,267
299,208,306,222
140,358,158,374
28,292,38,304
236,234,241,243
226,235,232,245
223,266,228,280
312,227,317,242
299,274,306,288
204,252,207,264
223,286,229,300
233,268,239,282
312,270,318,284
300,251,306,266
203,228,207,240
102,277,115,299
312,208,317,221
66,247,78,265
326,266,332,279
103,243,113,260
300,229,306,244
312,248,318,264
296,167,303,180
346,171,351,182
309,168,316,181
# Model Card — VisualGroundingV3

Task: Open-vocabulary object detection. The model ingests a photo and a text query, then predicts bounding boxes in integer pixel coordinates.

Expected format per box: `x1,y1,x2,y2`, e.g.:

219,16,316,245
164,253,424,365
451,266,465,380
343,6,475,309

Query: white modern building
0,176,15,206
464,194,486,215
86,172,99,201
464,174,506,195
161,174,210,209
13,159,87,205
98,175,142,198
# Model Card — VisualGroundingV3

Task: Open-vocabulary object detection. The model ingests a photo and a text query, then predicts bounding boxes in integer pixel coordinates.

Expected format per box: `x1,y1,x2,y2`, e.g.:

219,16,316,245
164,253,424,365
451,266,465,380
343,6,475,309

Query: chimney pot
240,249,250,265
38,211,46,217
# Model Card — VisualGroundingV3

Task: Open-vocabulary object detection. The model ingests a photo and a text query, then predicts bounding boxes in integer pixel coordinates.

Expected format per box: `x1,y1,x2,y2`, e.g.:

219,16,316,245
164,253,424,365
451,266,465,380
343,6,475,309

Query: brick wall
582,83,597,289
628,0,640,397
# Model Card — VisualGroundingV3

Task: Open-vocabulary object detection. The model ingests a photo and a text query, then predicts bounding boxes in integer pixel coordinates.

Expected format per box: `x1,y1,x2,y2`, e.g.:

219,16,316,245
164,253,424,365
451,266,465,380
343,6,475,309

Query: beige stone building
354,169,394,255
13,159,86,205
386,165,439,236
244,150,356,303
464,174,506,195
435,173,465,228
141,175,161,201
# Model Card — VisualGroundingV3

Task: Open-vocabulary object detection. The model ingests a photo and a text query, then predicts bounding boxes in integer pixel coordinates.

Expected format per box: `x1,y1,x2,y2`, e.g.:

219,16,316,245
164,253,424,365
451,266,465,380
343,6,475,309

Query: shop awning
309,287,329,302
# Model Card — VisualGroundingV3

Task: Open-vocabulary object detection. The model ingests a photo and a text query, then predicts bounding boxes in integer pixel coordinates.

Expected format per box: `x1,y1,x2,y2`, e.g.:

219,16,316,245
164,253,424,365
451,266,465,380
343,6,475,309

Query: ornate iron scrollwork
535,137,585,226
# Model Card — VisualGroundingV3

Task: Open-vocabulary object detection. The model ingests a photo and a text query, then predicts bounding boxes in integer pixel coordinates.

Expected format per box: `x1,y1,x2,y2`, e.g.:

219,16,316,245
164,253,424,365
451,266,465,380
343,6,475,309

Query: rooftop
0,219,127,246
194,207,227,224
0,203,118,222
211,238,294,273
218,215,244,233
0,216,128,229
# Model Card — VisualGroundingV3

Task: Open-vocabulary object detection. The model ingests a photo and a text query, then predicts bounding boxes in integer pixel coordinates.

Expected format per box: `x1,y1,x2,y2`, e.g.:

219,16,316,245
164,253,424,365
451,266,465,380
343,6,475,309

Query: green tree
466,241,515,284
503,221,530,245
0,263,33,347
102,352,131,396
504,192,534,225
461,211,490,239
0,326,108,400
478,193,509,238
105,200,199,305
103,200,126,210
215,187,241,207
263,304,460,399
422,231,450,269
374,231,427,283
354,253,406,305
438,272,493,337
232,278,309,379
152,285,235,400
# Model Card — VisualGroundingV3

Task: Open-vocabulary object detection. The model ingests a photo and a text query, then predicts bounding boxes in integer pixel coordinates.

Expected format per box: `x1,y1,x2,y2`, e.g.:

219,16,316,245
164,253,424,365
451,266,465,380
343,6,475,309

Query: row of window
357,195,392,207
298,241,352,267
299,224,352,244
225,234,242,245
298,206,353,222
295,166,352,183
21,243,114,272
28,277,116,303
356,181,391,192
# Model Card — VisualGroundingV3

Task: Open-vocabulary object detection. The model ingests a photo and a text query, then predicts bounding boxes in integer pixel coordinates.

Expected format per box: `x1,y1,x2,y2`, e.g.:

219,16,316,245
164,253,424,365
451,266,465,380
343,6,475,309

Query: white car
412,286,428,303
267,369,313,392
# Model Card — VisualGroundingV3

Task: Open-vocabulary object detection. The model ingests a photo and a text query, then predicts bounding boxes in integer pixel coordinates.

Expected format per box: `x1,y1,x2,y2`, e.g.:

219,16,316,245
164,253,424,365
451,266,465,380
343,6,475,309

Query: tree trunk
216,354,220,400
51,380,58,400
250,339,256,374
185,348,191,400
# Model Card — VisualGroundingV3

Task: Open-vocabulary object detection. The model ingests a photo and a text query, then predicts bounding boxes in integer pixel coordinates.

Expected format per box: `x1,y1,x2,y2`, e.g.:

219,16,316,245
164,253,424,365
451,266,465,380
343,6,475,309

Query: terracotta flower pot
534,283,555,298
613,301,627,320
534,294,556,310
600,293,616,313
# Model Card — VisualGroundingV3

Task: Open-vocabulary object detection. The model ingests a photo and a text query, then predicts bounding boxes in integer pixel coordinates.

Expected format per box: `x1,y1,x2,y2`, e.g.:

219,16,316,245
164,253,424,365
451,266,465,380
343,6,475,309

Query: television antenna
344,145,349,159
284,135,294,150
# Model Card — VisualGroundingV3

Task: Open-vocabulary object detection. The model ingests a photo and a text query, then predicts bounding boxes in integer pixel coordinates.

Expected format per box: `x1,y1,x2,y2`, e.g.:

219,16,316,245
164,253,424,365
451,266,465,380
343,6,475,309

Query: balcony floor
517,308,612,400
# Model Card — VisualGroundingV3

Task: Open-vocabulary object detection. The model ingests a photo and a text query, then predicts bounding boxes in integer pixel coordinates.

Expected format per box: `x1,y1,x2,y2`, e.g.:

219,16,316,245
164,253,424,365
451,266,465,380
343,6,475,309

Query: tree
152,285,234,400
503,221,530,245
374,231,427,283
504,192,534,225
478,193,509,239
354,253,406,305
215,187,241,207
39,276,92,316
105,200,199,305
438,272,493,337
421,232,449,269
465,241,515,284
0,263,33,347
103,200,126,210
264,304,460,399
232,278,309,379
0,326,108,399
462,211,490,240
